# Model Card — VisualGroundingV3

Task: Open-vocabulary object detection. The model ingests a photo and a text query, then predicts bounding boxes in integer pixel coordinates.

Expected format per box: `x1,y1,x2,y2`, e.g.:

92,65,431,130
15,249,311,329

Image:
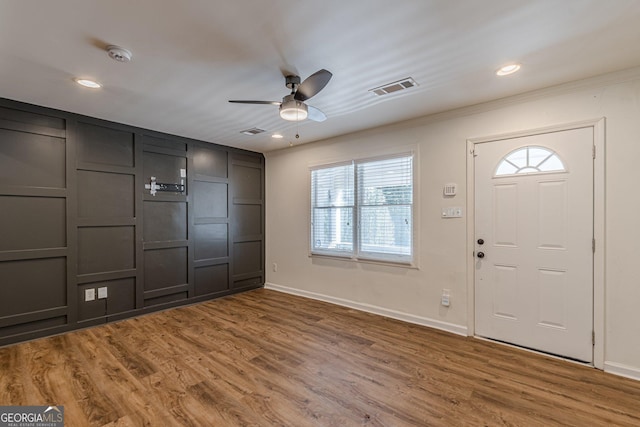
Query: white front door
474,127,594,362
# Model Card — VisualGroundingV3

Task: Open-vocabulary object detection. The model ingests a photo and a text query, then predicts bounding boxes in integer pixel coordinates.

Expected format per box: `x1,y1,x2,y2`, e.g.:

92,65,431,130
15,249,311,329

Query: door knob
477,238,484,245
477,251,485,259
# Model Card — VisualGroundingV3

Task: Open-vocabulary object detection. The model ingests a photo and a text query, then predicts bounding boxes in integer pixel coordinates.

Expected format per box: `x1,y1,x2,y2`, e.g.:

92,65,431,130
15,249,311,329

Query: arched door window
495,146,566,177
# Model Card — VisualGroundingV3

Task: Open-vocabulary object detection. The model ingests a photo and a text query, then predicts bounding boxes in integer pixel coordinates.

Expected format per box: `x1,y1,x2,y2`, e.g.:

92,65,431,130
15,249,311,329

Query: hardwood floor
1,288,639,426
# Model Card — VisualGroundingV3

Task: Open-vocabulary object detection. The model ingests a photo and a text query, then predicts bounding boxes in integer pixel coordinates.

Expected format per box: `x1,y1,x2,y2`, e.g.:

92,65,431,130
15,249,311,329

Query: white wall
265,67,640,380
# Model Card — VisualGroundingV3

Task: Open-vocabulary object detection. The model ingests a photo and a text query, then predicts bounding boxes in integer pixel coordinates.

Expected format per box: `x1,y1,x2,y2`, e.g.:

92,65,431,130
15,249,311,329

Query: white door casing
474,127,594,362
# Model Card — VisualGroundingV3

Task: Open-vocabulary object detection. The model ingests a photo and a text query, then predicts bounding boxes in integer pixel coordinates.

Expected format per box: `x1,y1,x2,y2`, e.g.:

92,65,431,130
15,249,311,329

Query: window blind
311,163,355,256
357,155,413,262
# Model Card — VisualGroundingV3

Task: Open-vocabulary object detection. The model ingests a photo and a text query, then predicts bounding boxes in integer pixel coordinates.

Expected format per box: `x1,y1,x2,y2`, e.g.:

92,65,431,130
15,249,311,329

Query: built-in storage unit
0,98,264,346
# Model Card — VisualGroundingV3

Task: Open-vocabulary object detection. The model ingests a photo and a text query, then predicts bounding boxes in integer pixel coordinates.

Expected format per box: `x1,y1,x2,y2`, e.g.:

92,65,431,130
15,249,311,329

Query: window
311,153,414,264
495,146,566,176
310,162,355,256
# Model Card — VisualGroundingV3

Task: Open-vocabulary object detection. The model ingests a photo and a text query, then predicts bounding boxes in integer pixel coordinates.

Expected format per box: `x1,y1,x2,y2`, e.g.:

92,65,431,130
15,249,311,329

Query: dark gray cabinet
0,98,264,346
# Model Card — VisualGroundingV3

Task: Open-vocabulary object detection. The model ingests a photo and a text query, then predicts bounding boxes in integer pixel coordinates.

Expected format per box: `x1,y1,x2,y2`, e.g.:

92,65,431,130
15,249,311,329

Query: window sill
309,252,418,270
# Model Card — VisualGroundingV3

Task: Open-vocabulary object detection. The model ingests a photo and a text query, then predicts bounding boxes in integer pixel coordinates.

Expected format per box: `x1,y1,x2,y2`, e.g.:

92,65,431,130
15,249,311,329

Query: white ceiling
2,0,640,153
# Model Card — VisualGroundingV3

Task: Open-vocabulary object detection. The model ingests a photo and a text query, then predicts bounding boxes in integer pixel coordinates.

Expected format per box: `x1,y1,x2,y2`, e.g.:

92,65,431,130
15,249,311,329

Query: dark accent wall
0,98,265,346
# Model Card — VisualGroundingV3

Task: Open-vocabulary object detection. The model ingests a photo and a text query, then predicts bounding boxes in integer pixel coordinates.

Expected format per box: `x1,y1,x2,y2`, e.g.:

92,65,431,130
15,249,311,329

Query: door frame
466,118,605,369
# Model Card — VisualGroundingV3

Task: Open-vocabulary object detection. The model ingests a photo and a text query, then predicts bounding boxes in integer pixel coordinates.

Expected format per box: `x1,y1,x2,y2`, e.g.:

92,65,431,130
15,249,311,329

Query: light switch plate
441,289,451,307
98,287,108,299
85,288,96,302
441,207,463,218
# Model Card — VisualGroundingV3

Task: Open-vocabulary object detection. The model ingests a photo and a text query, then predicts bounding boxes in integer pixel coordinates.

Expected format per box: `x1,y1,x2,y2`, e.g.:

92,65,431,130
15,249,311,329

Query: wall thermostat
443,183,457,196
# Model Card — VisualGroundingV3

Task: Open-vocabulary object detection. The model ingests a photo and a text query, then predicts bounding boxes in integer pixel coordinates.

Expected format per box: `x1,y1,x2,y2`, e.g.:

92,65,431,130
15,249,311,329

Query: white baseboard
604,361,640,381
264,282,468,337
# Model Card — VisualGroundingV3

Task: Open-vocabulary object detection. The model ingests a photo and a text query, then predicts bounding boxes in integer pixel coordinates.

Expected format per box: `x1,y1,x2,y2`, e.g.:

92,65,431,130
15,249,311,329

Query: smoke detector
106,45,132,63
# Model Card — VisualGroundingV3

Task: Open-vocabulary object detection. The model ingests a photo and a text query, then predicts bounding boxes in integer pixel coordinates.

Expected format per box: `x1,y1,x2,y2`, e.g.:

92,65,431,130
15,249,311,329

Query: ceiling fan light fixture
279,96,308,121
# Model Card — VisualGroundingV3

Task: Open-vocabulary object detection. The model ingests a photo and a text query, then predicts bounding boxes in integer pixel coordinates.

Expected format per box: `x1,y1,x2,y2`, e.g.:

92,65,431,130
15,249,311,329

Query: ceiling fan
229,69,332,122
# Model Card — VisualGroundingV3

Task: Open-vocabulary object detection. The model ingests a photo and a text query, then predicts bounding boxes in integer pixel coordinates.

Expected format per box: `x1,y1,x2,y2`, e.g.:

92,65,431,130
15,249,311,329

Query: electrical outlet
441,289,451,307
85,288,96,302
98,287,108,299
272,263,278,272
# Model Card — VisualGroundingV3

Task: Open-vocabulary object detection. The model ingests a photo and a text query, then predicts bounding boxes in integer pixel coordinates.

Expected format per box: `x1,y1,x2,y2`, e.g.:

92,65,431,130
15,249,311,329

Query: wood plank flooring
1,288,639,426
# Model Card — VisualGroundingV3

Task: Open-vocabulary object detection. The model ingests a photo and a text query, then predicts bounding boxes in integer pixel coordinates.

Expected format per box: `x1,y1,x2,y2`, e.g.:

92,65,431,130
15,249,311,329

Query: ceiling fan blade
294,69,332,101
307,105,327,122
228,100,281,105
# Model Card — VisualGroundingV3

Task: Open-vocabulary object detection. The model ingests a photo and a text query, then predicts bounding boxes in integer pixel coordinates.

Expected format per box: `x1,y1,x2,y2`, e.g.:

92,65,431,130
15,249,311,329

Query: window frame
494,145,567,177
309,151,416,267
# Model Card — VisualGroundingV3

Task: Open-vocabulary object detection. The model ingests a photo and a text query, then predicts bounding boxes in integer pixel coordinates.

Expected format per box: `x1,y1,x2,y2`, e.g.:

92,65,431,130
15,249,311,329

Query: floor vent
240,127,265,135
369,77,418,96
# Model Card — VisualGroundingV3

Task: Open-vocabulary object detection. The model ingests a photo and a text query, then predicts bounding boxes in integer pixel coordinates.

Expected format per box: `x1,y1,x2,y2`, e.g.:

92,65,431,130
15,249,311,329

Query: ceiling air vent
369,77,418,96
240,128,265,135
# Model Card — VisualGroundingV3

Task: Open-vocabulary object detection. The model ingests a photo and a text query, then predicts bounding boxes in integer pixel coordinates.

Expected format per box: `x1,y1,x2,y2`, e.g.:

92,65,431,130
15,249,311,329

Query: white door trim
466,118,605,369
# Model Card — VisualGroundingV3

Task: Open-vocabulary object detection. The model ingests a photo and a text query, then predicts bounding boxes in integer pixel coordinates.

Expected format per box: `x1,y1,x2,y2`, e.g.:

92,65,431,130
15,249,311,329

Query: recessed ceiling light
75,78,102,88
272,134,284,139
496,64,521,76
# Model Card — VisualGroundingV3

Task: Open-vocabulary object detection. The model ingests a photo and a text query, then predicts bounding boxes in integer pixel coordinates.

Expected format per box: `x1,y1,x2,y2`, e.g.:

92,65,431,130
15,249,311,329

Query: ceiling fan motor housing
285,75,301,90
